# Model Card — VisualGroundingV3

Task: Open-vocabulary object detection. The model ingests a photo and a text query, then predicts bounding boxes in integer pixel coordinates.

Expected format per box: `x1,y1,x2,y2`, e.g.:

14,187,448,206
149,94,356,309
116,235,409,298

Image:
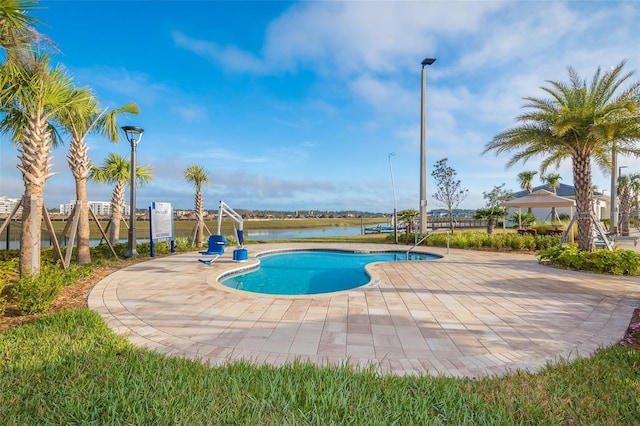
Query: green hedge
538,245,640,276
416,232,561,252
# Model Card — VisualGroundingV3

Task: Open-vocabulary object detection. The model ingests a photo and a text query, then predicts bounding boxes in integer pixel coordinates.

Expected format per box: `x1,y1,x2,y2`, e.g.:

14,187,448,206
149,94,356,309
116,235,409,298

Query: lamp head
421,58,436,66
121,126,144,142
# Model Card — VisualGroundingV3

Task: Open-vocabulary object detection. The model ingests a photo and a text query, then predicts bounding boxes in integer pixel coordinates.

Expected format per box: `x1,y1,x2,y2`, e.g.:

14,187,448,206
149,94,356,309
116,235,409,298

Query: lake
0,225,373,249
246,225,366,240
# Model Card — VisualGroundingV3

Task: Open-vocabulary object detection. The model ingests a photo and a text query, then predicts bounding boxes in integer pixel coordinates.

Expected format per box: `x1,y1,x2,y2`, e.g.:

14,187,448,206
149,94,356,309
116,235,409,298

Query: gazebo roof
501,189,576,208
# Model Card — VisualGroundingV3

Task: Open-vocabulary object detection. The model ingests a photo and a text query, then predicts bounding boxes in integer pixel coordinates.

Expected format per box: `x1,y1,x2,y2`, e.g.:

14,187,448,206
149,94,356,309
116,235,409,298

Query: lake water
246,225,365,240
0,225,372,249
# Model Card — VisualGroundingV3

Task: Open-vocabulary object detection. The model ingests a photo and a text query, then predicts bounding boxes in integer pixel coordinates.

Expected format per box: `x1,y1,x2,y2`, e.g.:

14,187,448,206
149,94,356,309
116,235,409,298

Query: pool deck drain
88,243,640,377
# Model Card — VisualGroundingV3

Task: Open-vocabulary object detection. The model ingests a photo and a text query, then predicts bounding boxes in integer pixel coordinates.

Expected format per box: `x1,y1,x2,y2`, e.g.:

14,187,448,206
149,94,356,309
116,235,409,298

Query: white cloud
172,31,264,73
170,104,207,122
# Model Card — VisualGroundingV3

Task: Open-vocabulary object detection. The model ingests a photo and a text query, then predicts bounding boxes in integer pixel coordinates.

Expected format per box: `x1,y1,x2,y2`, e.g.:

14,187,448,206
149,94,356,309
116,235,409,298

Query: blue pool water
221,250,441,295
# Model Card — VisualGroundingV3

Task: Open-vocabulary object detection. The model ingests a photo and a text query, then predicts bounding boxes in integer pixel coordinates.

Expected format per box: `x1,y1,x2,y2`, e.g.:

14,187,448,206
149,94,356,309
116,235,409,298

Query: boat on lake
364,224,404,234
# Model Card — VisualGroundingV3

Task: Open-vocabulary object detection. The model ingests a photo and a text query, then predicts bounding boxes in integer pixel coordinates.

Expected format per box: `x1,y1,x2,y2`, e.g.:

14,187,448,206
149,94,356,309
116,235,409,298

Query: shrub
422,231,559,252
0,279,7,316
11,264,67,314
538,245,640,276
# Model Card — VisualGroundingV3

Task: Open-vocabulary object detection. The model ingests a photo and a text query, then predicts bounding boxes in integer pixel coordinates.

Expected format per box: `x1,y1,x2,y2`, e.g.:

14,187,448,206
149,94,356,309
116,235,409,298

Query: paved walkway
88,243,640,377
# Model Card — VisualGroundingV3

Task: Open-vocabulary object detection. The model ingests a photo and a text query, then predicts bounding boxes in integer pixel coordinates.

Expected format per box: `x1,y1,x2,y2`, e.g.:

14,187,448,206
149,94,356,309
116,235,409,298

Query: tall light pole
122,126,144,258
388,152,398,244
419,57,436,234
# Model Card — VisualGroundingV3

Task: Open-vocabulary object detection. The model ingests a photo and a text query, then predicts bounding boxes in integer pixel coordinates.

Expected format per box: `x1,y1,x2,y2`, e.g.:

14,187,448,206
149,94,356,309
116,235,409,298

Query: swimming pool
220,249,441,295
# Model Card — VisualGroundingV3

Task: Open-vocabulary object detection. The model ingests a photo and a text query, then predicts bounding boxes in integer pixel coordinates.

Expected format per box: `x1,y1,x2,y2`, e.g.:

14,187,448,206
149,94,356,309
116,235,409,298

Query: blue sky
1,0,639,213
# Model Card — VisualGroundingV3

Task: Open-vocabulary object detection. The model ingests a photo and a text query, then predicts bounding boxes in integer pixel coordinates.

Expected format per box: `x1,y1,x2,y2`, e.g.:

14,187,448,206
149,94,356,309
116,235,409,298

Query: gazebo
501,189,575,228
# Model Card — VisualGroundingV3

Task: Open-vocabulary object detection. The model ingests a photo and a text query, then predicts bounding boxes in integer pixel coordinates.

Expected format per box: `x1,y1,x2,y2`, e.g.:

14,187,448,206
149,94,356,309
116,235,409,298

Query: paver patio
88,243,640,377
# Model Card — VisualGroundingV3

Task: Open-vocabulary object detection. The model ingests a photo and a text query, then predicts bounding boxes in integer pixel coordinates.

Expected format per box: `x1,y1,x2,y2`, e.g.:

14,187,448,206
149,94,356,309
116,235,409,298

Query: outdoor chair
198,235,226,265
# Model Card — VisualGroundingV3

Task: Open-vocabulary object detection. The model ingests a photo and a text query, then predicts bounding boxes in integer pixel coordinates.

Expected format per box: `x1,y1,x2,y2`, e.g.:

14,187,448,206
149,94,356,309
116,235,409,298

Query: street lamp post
419,57,436,235
388,152,398,244
122,126,144,258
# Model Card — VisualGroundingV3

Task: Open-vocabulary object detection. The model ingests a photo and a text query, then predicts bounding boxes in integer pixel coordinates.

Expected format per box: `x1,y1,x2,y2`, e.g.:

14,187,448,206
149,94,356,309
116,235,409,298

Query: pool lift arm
217,200,248,261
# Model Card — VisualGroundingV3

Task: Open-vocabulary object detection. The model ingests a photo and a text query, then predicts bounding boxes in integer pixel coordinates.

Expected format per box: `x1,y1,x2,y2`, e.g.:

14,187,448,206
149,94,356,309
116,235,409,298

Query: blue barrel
233,248,248,262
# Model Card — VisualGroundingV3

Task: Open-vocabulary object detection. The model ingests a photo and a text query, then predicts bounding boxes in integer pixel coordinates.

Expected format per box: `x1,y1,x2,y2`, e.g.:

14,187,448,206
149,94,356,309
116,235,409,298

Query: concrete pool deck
88,242,640,377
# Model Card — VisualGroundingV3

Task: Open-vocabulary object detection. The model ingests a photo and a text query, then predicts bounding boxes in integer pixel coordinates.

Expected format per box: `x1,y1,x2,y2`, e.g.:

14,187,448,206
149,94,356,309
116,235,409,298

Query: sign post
149,202,174,257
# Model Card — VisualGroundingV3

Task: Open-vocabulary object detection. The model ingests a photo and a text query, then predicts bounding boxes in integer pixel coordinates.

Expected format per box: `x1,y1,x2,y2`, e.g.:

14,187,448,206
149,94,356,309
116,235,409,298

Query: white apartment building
0,196,22,215
59,201,129,217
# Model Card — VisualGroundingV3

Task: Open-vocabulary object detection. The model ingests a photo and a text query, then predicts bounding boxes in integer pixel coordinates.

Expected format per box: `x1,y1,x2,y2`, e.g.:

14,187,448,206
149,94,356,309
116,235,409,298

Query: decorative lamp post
122,126,144,258
388,152,398,244
419,57,436,235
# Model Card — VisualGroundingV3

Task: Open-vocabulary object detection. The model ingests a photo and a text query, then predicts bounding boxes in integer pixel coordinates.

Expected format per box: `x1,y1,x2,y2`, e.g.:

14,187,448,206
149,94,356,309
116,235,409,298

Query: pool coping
212,247,443,298
88,242,640,377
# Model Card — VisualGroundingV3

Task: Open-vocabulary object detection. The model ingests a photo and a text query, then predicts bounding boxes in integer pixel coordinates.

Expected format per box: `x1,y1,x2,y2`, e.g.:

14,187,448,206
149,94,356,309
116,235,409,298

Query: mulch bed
620,308,640,350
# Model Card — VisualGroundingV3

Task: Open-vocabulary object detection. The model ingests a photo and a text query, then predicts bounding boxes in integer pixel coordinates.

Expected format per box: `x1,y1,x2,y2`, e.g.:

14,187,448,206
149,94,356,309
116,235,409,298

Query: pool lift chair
198,200,248,265
198,235,226,265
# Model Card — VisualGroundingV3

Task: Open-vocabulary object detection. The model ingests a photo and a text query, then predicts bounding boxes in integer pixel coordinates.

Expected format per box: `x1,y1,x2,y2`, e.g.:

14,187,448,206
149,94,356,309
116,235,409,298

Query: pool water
221,250,441,295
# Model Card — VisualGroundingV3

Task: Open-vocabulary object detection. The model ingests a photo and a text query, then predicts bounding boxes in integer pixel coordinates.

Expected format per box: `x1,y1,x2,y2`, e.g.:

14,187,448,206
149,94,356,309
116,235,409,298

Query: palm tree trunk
74,179,91,264
110,181,125,245
572,153,595,251
17,120,52,277
195,188,204,247
620,188,631,236
68,136,92,264
486,217,495,235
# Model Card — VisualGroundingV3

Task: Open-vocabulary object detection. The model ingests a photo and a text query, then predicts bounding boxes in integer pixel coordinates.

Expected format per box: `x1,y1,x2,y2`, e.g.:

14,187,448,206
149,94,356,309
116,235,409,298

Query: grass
1,309,638,424
1,229,639,423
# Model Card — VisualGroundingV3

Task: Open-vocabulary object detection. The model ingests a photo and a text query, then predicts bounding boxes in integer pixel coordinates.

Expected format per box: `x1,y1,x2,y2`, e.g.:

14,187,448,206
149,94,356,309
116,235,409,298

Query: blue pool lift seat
198,235,226,265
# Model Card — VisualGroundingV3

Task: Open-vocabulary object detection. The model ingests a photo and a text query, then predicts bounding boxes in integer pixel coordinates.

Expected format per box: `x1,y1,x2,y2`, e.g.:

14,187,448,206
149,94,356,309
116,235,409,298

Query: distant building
59,201,129,217
0,196,22,215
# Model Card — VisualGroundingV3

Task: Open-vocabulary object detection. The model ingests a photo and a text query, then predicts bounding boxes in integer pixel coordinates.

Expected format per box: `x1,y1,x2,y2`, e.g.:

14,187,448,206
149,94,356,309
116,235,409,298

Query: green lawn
1,309,639,424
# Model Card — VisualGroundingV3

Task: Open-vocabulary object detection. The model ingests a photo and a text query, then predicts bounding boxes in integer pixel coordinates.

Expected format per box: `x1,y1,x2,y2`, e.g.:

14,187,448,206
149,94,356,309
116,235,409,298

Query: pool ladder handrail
406,229,451,259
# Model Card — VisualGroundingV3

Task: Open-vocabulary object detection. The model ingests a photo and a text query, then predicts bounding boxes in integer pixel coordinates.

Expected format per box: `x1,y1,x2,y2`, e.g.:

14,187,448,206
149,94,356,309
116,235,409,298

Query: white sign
151,202,173,242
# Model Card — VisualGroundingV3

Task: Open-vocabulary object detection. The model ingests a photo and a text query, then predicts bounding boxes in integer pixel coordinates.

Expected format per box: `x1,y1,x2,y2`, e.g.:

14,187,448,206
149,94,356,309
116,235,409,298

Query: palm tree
0,0,41,54
59,93,139,264
398,209,418,243
0,52,89,277
542,173,562,221
184,164,210,247
517,171,537,213
484,61,640,252
517,171,537,194
89,153,152,246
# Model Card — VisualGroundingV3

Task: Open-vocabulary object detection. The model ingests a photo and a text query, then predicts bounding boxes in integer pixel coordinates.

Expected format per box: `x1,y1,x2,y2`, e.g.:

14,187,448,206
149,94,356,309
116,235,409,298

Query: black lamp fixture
121,126,144,258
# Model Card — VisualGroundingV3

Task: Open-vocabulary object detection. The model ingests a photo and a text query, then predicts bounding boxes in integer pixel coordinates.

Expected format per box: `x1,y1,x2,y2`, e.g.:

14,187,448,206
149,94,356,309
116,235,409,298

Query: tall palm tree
184,164,210,247
59,93,139,264
0,52,89,277
89,153,152,246
517,171,537,213
484,61,640,252
0,0,41,54
542,173,562,221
